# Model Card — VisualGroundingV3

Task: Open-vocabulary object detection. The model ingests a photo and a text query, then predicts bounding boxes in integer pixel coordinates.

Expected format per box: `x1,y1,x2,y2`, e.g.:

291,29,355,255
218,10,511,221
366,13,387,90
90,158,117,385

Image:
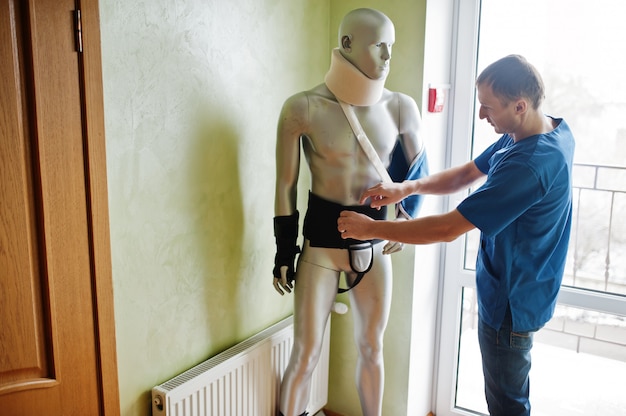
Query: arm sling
335,100,391,293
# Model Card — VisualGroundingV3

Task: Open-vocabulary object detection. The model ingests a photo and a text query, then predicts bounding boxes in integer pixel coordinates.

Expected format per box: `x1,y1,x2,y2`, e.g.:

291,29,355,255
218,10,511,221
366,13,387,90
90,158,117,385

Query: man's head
338,8,395,80
476,54,545,110
476,55,546,136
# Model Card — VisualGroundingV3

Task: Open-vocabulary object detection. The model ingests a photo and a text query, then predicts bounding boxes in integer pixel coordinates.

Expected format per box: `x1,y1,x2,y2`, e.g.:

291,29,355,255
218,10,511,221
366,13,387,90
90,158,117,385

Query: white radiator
151,315,330,416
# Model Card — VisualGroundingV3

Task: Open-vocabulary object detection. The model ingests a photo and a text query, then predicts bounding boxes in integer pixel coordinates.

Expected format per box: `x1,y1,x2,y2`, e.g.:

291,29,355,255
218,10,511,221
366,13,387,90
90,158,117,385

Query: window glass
465,0,626,297
454,1,626,414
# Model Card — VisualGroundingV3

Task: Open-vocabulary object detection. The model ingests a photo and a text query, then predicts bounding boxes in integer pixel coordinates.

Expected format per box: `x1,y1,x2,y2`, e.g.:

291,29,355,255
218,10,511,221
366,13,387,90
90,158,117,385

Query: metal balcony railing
464,163,626,297
567,163,626,296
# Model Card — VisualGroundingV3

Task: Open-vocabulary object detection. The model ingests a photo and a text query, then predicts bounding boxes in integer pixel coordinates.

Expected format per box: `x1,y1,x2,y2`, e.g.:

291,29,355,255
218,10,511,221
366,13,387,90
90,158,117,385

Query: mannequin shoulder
281,84,333,114
380,90,421,120
384,90,419,110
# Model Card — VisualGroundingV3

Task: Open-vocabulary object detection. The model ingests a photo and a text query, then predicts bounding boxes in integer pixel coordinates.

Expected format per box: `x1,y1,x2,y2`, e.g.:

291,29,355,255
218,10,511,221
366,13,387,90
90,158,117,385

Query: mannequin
272,8,427,416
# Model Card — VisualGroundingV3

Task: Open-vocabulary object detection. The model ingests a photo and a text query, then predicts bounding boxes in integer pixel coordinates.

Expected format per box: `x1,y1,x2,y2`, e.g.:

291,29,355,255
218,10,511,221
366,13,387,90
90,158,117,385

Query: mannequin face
343,20,395,80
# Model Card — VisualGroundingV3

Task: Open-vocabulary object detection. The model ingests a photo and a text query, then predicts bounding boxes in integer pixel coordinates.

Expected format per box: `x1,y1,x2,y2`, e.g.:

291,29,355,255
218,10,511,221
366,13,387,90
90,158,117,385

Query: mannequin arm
275,94,307,216
273,93,308,294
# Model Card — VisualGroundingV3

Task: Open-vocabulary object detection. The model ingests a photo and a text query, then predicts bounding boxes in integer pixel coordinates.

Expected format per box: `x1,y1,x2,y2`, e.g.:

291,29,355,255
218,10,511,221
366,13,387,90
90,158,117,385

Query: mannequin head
338,8,395,80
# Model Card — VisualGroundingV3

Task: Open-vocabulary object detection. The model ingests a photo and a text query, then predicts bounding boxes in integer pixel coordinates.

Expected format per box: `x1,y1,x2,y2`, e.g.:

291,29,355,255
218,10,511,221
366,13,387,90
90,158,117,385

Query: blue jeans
477,306,536,416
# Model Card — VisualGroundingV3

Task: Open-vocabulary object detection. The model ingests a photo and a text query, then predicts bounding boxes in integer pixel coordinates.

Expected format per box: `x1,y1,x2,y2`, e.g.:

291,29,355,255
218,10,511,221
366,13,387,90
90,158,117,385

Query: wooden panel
78,0,122,413
0,0,53,392
28,0,100,412
0,0,119,413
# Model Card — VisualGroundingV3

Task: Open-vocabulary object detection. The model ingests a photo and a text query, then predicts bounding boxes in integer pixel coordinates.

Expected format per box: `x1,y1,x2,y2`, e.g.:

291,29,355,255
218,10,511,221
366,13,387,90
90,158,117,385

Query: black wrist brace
273,211,301,283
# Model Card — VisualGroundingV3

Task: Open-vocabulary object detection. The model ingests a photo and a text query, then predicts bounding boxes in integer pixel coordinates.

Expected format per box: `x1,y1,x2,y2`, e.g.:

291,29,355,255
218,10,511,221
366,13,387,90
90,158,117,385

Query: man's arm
362,161,485,209
338,209,475,244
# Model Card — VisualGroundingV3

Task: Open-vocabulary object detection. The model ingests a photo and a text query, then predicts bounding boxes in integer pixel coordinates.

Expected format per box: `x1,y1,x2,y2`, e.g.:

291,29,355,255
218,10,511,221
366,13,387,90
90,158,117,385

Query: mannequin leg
279,249,339,416
348,243,392,416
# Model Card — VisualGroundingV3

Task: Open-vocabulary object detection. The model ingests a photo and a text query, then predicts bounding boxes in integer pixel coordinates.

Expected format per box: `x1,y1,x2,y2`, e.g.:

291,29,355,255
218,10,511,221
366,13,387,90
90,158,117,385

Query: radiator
152,315,330,416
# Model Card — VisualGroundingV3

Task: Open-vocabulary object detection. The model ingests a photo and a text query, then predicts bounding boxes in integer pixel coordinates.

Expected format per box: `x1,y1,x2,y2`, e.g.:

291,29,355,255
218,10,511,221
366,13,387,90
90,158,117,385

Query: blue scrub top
457,117,575,332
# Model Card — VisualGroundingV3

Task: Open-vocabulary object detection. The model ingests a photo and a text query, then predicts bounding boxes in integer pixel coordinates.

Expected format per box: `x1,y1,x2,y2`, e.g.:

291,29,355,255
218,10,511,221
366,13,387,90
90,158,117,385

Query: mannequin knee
356,337,384,364
290,340,323,375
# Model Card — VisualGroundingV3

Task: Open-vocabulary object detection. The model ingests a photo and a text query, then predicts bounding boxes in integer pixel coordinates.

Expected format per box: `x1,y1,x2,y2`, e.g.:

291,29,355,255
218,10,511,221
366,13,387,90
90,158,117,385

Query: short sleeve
474,134,511,174
457,161,544,237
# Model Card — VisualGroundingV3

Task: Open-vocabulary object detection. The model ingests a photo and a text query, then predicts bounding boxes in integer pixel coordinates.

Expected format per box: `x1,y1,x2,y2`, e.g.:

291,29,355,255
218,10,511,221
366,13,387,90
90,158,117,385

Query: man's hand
360,181,411,208
273,266,293,296
338,212,404,253
337,211,376,241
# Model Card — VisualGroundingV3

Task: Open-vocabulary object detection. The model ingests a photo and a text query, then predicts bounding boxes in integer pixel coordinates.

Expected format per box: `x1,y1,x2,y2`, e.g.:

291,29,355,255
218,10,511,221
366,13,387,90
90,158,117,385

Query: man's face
477,84,518,135
346,21,395,80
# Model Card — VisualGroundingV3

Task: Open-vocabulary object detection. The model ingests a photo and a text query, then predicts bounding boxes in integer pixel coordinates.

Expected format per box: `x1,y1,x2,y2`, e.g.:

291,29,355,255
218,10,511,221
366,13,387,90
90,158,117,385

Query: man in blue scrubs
337,54,575,416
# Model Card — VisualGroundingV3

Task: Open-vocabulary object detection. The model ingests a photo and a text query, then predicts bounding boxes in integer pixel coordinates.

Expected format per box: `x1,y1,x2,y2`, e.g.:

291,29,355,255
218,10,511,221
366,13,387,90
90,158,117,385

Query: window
435,1,626,415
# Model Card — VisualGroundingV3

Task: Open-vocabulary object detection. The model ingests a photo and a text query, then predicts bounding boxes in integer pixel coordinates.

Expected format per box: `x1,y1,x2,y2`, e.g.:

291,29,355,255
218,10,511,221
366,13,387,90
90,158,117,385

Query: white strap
338,101,393,183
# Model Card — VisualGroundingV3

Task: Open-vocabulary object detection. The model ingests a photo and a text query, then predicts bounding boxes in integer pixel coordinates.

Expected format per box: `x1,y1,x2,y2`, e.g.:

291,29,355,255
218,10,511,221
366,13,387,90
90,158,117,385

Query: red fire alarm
428,83,451,113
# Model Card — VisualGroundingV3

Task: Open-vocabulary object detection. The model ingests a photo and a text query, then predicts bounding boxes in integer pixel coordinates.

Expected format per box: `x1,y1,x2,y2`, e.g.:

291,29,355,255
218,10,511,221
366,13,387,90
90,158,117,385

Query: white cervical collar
324,48,387,107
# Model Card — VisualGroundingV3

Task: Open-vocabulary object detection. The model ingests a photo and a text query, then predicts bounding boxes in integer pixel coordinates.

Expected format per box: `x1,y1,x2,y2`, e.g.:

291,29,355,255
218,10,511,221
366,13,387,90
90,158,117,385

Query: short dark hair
476,55,545,109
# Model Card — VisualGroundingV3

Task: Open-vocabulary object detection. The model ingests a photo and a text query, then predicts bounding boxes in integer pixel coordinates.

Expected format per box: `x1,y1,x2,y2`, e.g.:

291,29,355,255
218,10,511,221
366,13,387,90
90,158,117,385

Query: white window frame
433,1,626,415
433,0,481,413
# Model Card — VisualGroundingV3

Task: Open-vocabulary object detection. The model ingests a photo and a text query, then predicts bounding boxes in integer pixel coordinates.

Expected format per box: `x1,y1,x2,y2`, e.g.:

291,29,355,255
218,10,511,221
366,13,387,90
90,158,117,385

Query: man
338,54,575,416
272,8,427,416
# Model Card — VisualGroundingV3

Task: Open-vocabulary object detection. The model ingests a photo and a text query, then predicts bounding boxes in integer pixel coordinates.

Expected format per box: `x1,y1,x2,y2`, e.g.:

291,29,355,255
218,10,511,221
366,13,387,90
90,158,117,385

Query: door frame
433,0,481,413
75,1,120,414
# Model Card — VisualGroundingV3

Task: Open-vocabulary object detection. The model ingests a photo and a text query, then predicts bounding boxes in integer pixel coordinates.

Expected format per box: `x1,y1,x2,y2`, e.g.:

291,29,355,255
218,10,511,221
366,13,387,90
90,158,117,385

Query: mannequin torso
276,83,423,213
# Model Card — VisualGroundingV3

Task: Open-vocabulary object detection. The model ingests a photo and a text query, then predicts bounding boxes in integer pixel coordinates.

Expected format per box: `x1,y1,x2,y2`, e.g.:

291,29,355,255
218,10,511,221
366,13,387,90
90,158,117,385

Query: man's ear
341,35,352,51
514,99,528,114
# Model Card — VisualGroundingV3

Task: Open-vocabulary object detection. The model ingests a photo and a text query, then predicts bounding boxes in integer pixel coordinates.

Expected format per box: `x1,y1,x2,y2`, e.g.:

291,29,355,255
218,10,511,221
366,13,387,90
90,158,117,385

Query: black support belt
303,192,386,248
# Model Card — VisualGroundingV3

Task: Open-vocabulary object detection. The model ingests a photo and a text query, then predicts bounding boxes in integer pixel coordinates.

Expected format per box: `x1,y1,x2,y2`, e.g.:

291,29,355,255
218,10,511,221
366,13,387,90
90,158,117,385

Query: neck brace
324,48,387,107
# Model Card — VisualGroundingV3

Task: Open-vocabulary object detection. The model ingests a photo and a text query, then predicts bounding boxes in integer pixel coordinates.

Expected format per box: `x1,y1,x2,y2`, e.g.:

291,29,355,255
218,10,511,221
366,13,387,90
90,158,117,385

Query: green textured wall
100,1,327,415
100,0,427,415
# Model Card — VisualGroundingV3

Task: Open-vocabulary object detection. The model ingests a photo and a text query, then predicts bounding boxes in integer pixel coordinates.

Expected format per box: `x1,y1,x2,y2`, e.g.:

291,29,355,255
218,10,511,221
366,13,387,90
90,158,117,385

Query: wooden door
0,0,119,414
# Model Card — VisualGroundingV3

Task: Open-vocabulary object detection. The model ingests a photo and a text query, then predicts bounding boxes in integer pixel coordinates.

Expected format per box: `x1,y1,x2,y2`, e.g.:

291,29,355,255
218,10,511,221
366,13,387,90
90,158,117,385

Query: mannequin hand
272,211,299,295
383,240,404,254
273,265,293,296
